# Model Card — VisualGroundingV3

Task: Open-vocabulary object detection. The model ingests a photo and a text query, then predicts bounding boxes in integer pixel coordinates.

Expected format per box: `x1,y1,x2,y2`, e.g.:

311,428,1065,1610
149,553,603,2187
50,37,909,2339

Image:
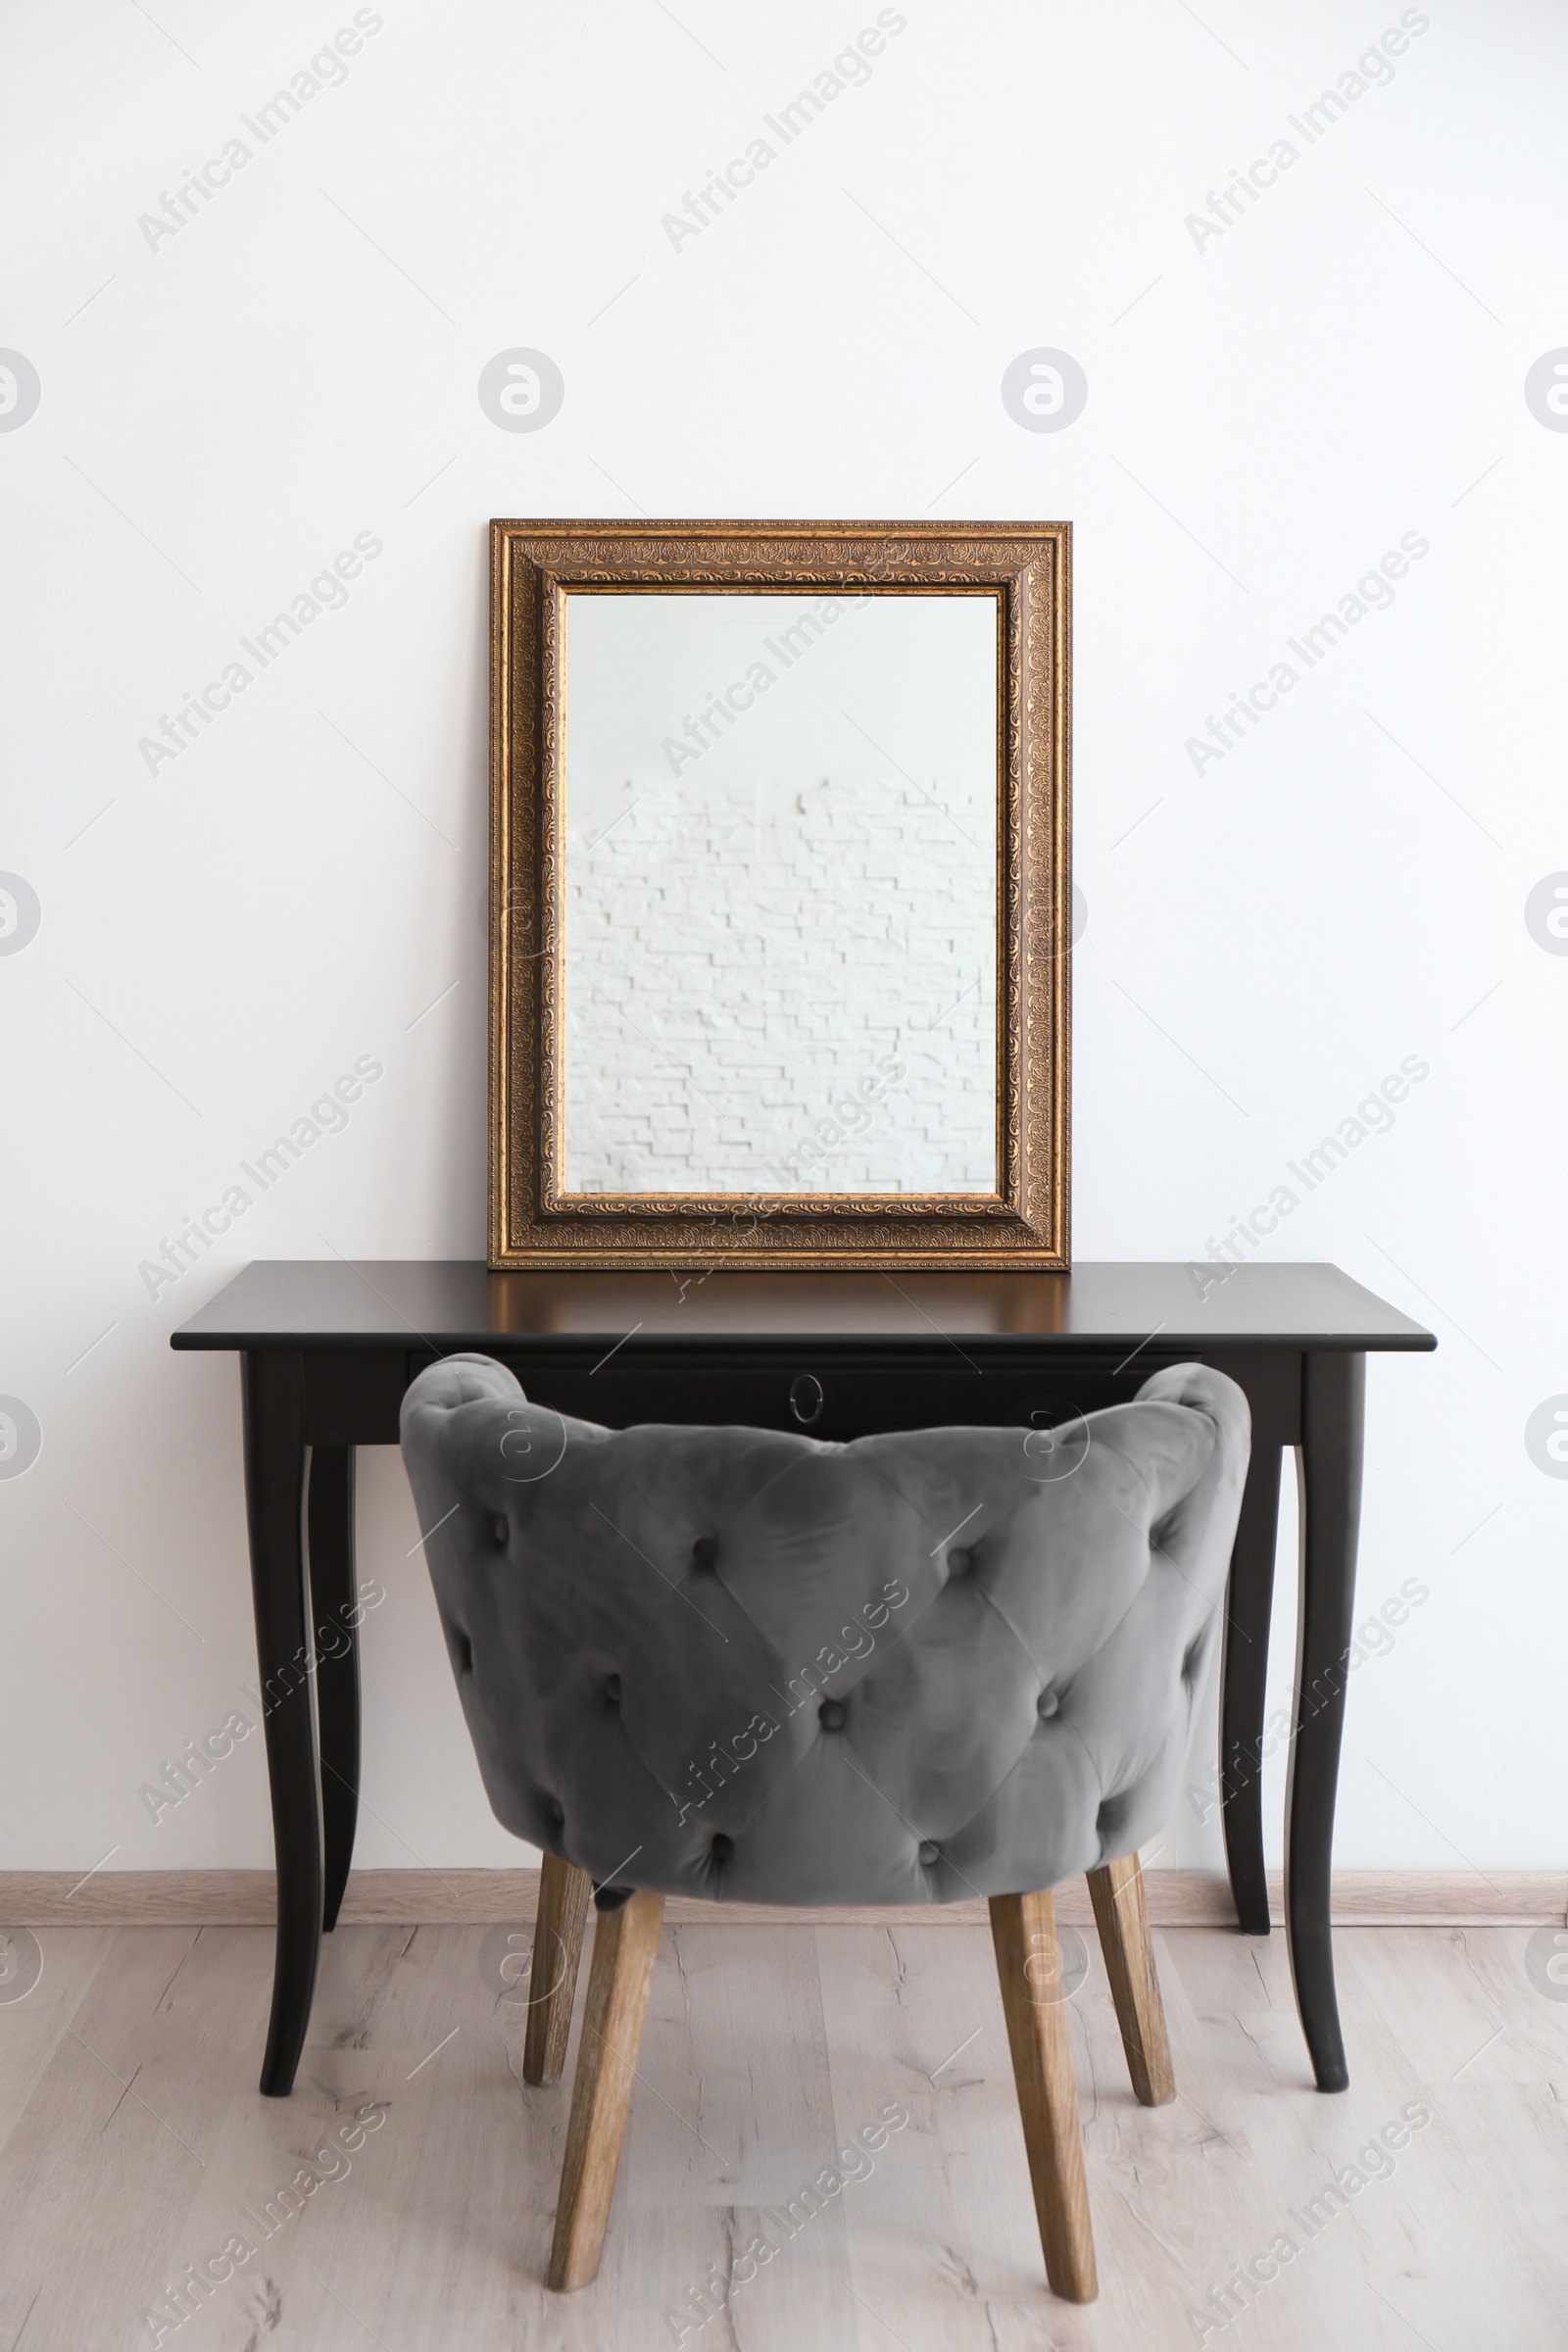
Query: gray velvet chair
400,1351,1250,2302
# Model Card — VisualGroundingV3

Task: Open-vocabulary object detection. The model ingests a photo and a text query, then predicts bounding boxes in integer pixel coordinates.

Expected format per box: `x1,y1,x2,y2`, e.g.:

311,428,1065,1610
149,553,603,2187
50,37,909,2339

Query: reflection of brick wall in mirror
564,769,995,1195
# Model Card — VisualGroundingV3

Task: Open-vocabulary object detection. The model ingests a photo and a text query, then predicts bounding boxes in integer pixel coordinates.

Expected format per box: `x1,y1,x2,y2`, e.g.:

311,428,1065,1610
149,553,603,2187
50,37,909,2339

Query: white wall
2,0,1564,1885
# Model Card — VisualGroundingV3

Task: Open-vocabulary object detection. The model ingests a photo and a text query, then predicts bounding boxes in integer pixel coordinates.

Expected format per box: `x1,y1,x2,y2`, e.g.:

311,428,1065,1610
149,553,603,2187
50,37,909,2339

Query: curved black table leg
308,1445,360,1935
242,1350,323,2097
1219,1441,1284,1936
1285,1349,1365,2093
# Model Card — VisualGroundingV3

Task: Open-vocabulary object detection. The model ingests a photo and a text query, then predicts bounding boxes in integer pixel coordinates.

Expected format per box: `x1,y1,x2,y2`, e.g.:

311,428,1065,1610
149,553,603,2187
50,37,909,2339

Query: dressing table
176,524,1436,2096
172,1256,1434,2098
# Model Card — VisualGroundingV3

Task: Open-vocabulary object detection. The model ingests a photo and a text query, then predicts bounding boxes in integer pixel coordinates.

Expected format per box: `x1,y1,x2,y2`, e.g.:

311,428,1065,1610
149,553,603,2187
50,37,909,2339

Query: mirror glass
561,588,1000,1198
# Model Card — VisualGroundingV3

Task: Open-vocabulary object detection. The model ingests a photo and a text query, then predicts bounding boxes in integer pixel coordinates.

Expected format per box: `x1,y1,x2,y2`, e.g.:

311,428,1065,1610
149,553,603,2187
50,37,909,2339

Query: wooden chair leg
547,1889,665,2292
1087,1853,1176,2107
989,1890,1098,2303
522,1854,593,2086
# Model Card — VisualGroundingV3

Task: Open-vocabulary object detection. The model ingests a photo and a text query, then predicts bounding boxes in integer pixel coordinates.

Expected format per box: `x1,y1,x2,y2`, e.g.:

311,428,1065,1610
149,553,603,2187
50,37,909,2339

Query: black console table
171,1259,1434,2099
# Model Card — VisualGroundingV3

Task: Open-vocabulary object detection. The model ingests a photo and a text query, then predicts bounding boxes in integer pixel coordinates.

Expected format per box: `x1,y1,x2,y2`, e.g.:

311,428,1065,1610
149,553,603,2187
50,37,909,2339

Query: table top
170,1260,1437,1355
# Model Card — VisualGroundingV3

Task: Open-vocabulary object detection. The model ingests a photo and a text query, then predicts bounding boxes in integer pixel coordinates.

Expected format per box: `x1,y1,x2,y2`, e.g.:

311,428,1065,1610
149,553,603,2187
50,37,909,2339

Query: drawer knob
789,1374,824,1427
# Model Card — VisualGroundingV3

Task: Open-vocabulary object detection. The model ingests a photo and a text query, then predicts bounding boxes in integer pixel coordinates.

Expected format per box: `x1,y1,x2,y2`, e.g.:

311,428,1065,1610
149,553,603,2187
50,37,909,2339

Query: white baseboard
3,1866,1562,1929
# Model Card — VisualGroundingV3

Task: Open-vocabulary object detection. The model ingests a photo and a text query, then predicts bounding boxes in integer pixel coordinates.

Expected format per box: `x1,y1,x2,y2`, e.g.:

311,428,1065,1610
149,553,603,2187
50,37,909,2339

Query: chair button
918,1840,939,1867
1037,1687,1059,1720
604,1674,621,1705
818,1699,846,1731
948,1546,973,1576
692,1537,717,1571
493,1518,509,1545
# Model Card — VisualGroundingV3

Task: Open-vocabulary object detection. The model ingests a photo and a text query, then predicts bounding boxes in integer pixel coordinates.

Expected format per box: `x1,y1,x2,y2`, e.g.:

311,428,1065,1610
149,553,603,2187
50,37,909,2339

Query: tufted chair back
400,1352,1250,1911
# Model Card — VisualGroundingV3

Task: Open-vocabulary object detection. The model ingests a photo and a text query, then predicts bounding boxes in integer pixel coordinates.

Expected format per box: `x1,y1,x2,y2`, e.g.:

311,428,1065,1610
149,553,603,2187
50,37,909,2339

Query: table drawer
468,1351,1184,1441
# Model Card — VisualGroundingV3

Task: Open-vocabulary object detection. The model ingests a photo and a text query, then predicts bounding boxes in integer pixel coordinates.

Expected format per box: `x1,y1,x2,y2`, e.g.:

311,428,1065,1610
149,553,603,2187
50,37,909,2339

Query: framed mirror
488,520,1070,1269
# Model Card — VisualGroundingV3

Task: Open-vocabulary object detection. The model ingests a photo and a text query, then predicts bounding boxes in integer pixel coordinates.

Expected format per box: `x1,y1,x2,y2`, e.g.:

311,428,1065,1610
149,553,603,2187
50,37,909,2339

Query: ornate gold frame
488,519,1071,1269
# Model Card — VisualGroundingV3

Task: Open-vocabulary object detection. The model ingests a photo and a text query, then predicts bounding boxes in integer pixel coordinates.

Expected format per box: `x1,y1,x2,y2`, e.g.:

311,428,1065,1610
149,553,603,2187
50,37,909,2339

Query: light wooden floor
0,1918,1563,2349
